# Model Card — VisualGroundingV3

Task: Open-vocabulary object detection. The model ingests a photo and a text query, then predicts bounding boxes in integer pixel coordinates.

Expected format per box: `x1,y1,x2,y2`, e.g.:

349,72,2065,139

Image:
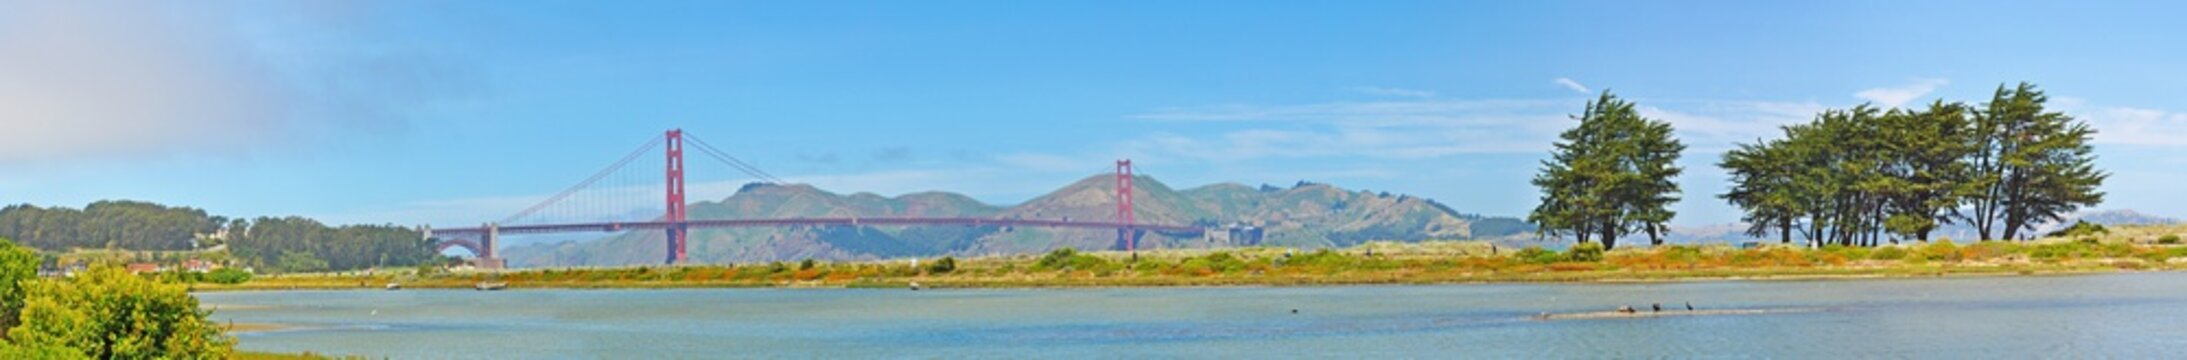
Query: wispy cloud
2083,106,2187,147
1853,78,1949,107
1553,77,1591,94
1347,86,1436,98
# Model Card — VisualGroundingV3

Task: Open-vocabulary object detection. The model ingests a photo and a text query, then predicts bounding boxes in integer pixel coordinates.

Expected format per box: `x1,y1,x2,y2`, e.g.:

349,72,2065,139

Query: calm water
202,273,2187,358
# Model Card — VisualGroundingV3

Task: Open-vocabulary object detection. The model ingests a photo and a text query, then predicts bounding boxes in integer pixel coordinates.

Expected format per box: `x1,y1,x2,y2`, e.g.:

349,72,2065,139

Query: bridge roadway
430,217,1205,237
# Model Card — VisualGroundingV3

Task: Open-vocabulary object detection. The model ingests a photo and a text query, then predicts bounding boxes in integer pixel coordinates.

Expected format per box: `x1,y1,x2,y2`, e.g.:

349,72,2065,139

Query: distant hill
502,175,1531,266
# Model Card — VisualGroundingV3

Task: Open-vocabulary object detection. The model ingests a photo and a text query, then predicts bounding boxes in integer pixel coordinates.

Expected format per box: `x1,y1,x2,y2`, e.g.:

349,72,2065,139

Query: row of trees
0,201,222,251
1721,83,2106,246
1532,83,2107,248
227,217,444,273
0,201,446,272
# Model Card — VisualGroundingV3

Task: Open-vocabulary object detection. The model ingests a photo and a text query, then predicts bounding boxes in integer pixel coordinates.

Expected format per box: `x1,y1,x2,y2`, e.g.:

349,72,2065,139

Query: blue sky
5,1,2187,229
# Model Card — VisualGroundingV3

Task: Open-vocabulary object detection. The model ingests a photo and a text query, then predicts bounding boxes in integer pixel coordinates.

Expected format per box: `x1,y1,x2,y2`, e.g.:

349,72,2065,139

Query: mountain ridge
501,174,1531,266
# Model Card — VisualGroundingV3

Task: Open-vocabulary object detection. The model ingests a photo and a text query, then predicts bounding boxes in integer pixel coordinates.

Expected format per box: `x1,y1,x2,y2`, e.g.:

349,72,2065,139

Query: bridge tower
666,129,689,264
1116,159,1136,256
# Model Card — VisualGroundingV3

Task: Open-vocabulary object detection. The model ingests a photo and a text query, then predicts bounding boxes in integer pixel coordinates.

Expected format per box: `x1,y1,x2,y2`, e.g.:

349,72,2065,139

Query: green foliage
1868,246,1908,260
1564,242,1605,262
2046,220,2109,238
1529,91,1686,250
0,238,38,333
1285,249,1352,268
798,258,817,270
1964,83,2108,241
9,267,235,359
0,201,223,251
1513,246,1560,264
205,268,253,284
232,216,437,273
275,251,330,273
0,342,87,359
1719,82,2107,246
926,256,957,274
1033,248,1108,271
1178,252,1250,274
2160,234,2181,245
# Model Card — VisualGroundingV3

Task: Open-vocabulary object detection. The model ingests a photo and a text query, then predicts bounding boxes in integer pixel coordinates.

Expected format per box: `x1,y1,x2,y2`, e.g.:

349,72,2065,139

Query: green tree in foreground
9,266,235,359
1529,91,1686,249
1721,82,2106,246
0,238,36,333
1960,83,2108,241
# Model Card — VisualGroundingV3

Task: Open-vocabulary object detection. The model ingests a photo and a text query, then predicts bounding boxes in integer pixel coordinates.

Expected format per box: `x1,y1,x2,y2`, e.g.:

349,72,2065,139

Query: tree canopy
1529,91,1686,249
1720,82,2105,246
0,201,445,272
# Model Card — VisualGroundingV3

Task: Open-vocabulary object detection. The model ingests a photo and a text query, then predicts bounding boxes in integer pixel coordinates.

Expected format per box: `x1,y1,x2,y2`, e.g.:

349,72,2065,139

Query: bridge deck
431,217,1204,236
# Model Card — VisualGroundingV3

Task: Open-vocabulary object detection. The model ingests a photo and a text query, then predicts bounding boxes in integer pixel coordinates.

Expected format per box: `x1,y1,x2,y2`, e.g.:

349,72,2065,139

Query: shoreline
190,239,2187,292
191,263,2139,292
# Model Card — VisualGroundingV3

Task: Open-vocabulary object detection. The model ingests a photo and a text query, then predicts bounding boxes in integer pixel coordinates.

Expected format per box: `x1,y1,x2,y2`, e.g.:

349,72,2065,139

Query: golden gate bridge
423,129,1202,267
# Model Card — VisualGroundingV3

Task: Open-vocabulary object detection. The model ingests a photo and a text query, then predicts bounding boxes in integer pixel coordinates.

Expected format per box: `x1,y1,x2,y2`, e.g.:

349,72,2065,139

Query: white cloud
1347,86,1436,98
0,3,478,164
1553,78,1591,94
2083,107,2187,147
1853,78,1949,107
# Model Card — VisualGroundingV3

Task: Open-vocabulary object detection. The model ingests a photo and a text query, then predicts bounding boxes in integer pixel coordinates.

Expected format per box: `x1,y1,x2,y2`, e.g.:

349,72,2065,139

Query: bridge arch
435,238,487,258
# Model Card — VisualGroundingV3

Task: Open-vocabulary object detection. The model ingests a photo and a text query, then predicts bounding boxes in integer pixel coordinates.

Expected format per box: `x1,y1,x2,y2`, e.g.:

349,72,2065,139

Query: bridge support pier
477,223,504,269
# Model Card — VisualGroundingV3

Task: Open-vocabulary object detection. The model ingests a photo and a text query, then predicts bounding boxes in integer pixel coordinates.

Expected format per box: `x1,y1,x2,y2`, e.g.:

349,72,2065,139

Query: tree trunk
1647,225,1663,246
1599,221,1619,250
1778,218,1793,244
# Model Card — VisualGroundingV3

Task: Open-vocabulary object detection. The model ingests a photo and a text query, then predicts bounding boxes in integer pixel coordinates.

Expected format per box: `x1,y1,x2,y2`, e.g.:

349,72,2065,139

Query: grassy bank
195,229,2187,291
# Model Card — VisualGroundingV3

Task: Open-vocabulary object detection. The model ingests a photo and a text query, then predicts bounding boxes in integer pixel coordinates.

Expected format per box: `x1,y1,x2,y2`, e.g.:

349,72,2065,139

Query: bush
2160,234,2181,245
205,268,252,284
1034,248,1107,271
799,258,817,270
0,238,37,333
1513,246,1560,264
1921,240,1962,261
10,266,235,358
1564,242,1605,262
1868,246,1908,260
2046,220,2110,238
926,257,957,274
0,343,85,359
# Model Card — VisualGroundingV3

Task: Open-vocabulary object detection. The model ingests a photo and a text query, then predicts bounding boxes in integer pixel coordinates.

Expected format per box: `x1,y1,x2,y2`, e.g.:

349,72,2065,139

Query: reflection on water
202,273,2187,358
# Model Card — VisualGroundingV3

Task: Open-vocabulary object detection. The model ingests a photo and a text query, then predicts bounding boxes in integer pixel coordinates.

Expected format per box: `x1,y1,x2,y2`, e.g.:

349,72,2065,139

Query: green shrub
2046,220,2110,238
0,238,37,333
205,268,252,284
1868,246,1908,260
1033,248,1107,271
10,266,235,358
926,257,957,274
0,343,85,359
1513,246,1560,264
1564,242,1605,262
799,258,817,270
2160,234,2181,245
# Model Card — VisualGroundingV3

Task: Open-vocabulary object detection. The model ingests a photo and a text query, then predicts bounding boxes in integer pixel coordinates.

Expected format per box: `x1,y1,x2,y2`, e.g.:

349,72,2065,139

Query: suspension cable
499,135,666,224
683,132,788,184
